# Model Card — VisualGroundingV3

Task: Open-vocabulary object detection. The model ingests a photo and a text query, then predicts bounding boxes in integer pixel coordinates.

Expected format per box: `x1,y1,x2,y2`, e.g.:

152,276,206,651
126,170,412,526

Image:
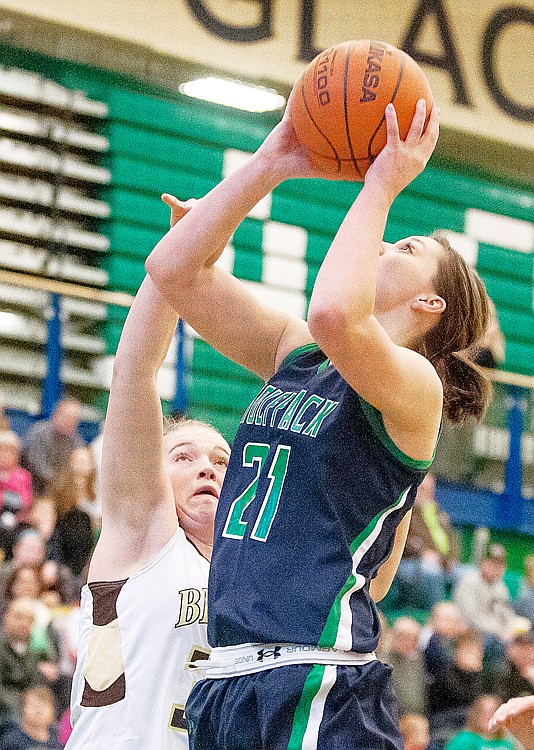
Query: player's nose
380,242,394,256
198,463,217,480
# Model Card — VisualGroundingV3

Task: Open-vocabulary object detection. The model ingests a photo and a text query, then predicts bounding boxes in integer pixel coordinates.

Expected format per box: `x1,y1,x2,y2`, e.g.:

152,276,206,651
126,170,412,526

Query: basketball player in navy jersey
146,100,491,749
66,204,230,749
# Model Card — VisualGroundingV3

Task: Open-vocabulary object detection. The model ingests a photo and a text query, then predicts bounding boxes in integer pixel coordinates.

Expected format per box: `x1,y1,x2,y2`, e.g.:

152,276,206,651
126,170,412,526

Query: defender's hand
161,194,196,228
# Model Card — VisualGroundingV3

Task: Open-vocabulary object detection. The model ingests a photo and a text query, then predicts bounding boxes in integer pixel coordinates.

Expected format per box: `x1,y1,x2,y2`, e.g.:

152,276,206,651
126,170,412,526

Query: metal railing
0,269,187,418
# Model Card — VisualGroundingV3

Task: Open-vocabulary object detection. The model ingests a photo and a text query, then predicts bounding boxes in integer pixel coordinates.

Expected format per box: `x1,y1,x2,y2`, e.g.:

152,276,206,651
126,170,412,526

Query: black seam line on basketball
300,76,341,170
367,53,406,162
343,41,363,179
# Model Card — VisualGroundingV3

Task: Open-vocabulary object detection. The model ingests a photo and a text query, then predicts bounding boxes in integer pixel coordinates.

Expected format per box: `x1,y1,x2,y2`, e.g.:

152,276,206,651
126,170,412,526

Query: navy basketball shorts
186,660,403,750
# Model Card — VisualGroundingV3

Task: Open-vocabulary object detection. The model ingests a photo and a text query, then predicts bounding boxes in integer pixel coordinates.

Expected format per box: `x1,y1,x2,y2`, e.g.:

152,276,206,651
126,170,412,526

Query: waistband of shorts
190,642,376,678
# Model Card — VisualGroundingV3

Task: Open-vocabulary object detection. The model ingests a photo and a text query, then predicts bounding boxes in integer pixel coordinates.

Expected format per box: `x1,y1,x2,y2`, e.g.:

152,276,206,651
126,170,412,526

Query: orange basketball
289,39,433,181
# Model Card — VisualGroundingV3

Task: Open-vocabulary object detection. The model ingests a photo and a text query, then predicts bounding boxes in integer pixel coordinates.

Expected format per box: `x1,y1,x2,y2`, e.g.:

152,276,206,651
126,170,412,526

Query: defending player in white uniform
66,203,230,749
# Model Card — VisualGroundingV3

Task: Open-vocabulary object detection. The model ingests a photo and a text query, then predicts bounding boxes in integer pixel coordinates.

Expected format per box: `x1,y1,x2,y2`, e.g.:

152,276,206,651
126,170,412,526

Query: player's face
162,425,230,535
375,235,443,313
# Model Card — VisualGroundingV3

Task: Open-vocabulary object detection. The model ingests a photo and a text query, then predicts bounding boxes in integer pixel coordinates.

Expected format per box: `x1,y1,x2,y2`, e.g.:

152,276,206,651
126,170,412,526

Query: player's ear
411,295,446,315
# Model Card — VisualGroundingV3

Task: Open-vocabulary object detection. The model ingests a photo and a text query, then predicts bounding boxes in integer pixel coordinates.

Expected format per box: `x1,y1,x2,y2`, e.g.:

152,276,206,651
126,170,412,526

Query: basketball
289,39,434,181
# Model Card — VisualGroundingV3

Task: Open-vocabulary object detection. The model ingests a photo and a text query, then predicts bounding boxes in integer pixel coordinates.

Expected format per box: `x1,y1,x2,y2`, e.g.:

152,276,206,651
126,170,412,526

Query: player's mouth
194,485,219,499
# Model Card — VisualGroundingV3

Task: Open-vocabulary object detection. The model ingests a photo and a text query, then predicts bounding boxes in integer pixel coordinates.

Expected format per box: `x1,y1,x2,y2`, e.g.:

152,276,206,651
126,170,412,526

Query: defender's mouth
194,485,219,499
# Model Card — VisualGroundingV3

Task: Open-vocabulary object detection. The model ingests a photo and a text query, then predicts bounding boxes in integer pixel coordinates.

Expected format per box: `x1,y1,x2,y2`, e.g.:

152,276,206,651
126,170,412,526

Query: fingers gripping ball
290,39,433,181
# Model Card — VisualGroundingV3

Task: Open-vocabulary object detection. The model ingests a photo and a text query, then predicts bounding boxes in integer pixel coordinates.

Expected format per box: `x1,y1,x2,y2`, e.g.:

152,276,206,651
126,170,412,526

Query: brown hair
454,628,484,652
49,453,97,517
416,234,493,423
5,563,44,601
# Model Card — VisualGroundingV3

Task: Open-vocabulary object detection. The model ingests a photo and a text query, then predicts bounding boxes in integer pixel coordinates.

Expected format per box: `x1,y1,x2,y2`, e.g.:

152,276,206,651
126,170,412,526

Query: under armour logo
256,647,281,662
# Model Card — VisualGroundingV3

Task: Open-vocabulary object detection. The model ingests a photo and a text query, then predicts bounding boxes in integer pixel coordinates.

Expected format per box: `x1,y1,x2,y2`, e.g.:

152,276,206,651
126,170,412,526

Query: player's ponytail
417,233,493,424
434,351,491,424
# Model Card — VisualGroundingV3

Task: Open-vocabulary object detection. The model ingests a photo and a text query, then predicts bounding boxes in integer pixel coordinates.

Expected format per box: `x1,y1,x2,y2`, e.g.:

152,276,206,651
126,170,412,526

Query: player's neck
376,307,431,350
375,309,413,347
185,533,213,561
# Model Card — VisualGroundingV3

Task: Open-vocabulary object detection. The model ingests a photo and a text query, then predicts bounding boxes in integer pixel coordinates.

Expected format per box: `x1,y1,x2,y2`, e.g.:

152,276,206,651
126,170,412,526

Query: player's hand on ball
364,99,440,203
254,120,314,182
256,117,345,183
161,194,197,228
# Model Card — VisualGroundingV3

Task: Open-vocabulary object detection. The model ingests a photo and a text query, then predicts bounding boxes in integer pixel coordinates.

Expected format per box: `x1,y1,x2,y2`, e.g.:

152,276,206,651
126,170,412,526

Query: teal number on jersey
222,442,291,541
251,444,291,541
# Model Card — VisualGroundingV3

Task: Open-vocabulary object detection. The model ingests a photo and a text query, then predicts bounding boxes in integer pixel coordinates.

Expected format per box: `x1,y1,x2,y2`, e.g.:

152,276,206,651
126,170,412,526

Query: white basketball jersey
67,528,209,749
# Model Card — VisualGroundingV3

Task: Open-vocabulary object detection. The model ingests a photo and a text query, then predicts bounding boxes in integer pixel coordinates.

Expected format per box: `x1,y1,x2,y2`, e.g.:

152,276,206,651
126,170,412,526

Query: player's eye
173,452,191,462
399,241,415,254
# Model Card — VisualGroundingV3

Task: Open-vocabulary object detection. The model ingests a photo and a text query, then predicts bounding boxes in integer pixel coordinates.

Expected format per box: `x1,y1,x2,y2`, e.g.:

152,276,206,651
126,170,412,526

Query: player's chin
189,493,219,514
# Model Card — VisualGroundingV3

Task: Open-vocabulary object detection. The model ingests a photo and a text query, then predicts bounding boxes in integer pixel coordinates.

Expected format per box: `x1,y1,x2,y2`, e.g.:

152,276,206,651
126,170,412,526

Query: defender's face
162,425,230,535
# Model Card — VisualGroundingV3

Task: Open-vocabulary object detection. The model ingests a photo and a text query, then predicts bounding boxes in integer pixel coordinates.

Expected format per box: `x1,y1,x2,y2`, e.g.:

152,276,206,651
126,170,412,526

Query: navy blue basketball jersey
208,344,433,653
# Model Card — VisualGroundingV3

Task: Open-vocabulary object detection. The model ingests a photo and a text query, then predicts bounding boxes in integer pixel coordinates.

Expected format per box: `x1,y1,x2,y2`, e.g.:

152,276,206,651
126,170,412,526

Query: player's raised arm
144,110,345,381
308,101,490,466
308,102,442,443
90,206,189,580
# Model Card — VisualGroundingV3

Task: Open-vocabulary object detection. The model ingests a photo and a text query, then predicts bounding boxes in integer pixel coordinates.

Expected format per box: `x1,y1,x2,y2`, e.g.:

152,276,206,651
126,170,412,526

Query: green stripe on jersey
357,395,435,470
287,664,337,750
318,486,412,650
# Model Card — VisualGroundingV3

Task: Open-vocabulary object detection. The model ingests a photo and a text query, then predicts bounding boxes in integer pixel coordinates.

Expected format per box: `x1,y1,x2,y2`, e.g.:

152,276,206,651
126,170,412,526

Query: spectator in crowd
46,592,80,719
386,616,427,716
1,566,61,709
0,685,61,750
445,694,513,750
453,545,523,648
46,465,94,581
21,399,84,497
494,633,534,703
39,561,75,611
513,555,534,627
0,532,47,611
411,475,459,571
65,447,100,530
427,630,489,749
9,503,78,610
2,555,79,718
489,694,534,750
0,532,75,623
389,475,458,612
28,501,56,555
3,564,48,619
0,432,32,517
423,601,468,678
400,714,430,750
0,433,33,560
3,563,60,655
0,599,42,718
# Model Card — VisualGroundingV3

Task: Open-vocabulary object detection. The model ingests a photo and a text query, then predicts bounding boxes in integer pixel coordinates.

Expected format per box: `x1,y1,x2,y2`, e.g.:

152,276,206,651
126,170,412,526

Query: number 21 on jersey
222,442,291,542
